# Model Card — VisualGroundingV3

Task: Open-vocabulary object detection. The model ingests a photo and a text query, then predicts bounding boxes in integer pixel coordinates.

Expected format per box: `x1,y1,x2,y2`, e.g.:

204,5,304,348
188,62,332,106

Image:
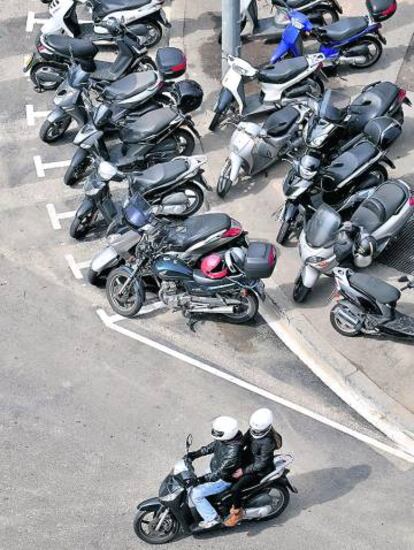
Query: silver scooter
293,179,413,303
217,102,311,198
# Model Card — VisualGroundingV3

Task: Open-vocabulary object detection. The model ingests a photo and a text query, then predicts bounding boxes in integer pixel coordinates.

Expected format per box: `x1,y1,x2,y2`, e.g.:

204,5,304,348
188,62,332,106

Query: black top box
156,47,187,80
244,241,277,280
366,0,397,21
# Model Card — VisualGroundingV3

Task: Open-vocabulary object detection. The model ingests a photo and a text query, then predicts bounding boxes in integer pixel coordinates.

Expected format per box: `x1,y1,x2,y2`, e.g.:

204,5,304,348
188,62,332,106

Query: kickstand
182,310,199,332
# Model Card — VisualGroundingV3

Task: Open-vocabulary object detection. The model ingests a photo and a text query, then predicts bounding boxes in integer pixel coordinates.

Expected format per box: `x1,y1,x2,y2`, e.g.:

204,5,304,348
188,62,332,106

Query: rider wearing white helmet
224,408,283,527
188,416,243,529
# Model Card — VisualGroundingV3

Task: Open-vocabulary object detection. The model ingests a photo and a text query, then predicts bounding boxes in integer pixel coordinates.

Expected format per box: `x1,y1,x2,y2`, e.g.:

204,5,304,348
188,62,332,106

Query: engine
159,282,189,309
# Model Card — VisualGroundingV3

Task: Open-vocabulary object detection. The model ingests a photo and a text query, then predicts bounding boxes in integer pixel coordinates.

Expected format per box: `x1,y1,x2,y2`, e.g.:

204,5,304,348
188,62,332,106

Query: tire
276,220,292,246
39,116,71,143
140,21,162,48
172,128,196,156
133,508,180,544
69,211,96,240
64,154,92,187
175,182,205,216
30,63,64,91
293,276,311,303
217,159,233,198
330,305,361,337
106,267,144,318
224,292,259,324
369,164,388,185
87,268,106,287
209,111,223,132
394,107,404,126
347,36,383,69
310,75,325,98
136,55,157,72
260,485,290,521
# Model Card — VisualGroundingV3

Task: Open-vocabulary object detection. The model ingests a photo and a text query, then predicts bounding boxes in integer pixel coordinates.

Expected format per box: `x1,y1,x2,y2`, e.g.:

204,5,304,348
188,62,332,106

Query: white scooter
40,0,170,48
209,53,325,131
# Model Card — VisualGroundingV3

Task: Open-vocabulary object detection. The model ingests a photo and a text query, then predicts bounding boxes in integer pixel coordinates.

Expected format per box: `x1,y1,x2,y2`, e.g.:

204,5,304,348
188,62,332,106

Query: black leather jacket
192,431,243,482
242,428,282,476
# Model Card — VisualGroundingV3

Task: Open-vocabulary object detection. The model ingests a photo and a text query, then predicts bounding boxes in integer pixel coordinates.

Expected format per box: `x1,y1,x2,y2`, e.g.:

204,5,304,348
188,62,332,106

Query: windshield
123,193,152,230
306,204,341,248
319,90,347,122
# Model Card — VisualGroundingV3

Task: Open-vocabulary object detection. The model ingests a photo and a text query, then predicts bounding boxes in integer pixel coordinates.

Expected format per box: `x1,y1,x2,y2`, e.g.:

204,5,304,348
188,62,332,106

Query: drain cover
397,33,414,91
379,214,414,274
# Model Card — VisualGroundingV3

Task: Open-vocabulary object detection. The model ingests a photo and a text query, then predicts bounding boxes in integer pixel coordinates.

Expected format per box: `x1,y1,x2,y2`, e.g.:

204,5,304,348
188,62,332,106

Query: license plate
23,53,34,73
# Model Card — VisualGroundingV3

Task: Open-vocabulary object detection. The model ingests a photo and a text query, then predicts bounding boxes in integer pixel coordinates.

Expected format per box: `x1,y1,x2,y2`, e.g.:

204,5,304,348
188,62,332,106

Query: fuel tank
152,257,193,281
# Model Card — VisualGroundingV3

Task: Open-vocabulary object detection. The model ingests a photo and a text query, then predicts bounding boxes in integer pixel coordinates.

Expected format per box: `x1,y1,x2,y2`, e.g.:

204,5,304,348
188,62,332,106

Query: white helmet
211,416,239,441
249,408,273,439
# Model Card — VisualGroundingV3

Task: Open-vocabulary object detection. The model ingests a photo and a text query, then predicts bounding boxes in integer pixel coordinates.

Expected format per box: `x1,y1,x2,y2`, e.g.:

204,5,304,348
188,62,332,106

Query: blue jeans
191,479,232,522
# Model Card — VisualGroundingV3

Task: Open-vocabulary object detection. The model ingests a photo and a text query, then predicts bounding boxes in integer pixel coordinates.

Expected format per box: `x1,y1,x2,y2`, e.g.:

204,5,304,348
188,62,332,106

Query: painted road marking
97,307,414,464
26,105,49,126
34,155,70,178
26,11,89,32
65,254,90,280
46,203,76,230
103,302,165,322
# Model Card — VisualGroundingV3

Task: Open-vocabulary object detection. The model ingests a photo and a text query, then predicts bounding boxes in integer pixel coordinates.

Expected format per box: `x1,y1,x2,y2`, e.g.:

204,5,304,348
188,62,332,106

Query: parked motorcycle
64,103,201,186
277,115,402,244
293,179,413,302
39,47,189,142
217,102,312,198
87,197,249,286
69,156,210,239
330,268,414,339
209,53,325,131
133,434,296,543
39,0,170,48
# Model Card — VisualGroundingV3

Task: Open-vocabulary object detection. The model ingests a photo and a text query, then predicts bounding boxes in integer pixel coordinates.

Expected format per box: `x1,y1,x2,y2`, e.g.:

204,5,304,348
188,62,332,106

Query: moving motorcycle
209,53,325,131
270,0,397,69
69,156,209,239
39,0,170,48
277,115,401,244
330,268,414,339
217,102,311,198
293,179,413,302
134,434,296,544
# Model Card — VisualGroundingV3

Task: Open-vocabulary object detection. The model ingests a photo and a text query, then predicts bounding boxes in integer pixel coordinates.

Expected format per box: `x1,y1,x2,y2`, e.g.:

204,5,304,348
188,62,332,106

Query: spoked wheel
106,267,144,318
217,159,233,198
39,116,72,143
172,129,196,156
141,21,163,48
293,276,311,303
330,305,362,337
347,36,383,69
262,486,290,520
175,182,205,216
224,292,259,324
133,507,180,544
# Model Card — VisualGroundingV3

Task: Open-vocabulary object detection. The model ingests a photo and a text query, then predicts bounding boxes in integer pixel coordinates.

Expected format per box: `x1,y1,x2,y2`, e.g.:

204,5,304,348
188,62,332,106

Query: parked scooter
217,102,312,198
69,156,210,239
277,115,401,244
293,179,413,302
39,0,170,48
330,268,414,339
39,47,189,142
209,53,325,131
64,104,201,186
87,199,249,286
25,18,155,92
270,0,397,68
133,434,295,544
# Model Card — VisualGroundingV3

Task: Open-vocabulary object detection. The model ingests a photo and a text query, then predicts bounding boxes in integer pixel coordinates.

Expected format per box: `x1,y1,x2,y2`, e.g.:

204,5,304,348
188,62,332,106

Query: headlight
306,256,330,268
309,135,326,148
299,166,317,179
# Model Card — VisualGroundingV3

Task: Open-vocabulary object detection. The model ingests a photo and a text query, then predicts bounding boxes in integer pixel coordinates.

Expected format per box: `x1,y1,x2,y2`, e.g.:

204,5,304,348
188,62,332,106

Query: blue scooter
270,0,397,70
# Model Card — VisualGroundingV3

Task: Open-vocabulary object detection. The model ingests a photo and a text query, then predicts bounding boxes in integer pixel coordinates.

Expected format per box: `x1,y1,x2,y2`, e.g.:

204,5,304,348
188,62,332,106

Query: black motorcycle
133,434,296,544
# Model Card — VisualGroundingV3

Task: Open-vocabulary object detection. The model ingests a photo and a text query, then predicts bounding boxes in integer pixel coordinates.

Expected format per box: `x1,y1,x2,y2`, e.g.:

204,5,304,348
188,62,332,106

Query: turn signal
398,88,407,102
409,196,414,207
222,227,242,238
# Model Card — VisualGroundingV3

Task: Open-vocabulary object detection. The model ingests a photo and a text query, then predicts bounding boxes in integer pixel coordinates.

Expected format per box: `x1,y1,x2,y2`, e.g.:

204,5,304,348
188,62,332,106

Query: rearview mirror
398,275,409,283
186,434,193,452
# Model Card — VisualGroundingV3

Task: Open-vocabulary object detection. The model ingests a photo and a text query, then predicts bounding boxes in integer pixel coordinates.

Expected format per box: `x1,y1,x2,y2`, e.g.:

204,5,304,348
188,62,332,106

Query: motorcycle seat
103,71,158,101
258,57,308,84
129,159,189,193
263,106,300,137
349,82,399,132
319,16,368,42
322,140,377,186
120,107,178,143
349,272,401,304
286,0,316,7
350,180,410,233
93,0,151,20
44,34,99,60
166,214,231,251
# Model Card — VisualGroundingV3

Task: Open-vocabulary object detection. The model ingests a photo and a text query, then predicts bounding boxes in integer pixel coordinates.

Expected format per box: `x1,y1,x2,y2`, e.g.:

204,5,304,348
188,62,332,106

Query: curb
168,0,414,457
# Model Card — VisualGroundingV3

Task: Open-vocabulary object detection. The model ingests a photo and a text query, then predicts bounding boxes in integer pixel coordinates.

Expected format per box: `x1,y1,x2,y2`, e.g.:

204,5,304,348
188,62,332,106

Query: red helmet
200,253,229,279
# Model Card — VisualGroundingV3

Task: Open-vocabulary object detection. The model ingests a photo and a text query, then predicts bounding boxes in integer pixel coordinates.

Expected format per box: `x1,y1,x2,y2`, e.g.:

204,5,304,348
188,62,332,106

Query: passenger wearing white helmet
224,408,283,527
187,416,243,529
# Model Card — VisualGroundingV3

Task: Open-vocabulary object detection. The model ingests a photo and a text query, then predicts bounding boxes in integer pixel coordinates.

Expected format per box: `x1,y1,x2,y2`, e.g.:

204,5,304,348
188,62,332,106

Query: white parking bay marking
26,105,50,127
46,204,76,230
97,307,414,464
65,254,89,280
26,11,89,33
34,155,70,178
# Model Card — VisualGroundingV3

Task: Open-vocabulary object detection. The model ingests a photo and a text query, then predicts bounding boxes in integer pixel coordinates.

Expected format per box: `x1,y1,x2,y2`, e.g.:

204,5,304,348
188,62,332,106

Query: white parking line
104,301,166,322
65,254,89,280
46,203,76,230
97,307,414,464
26,105,49,126
34,155,70,178
26,10,89,32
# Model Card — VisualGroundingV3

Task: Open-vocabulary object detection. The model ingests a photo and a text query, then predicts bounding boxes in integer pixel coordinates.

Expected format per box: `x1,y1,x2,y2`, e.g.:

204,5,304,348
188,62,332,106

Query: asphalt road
1,1,414,549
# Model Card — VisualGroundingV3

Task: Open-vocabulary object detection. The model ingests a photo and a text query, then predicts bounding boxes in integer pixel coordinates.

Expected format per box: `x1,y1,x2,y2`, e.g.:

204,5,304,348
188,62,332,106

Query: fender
214,87,235,114
301,264,321,288
144,10,171,28
47,106,69,124
282,201,299,222
274,474,298,494
64,147,89,186
136,497,162,512
75,196,96,219
191,173,212,191
90,246,120,275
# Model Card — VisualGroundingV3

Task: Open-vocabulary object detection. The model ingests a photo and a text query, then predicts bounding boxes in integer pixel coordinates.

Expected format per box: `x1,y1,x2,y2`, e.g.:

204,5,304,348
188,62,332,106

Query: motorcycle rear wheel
330,305,362,337
260,485,290,521
224,292,259,324
175,182,205,216
30,62,65,91
133,508,179,544
106,267,144,318
347,36,383,69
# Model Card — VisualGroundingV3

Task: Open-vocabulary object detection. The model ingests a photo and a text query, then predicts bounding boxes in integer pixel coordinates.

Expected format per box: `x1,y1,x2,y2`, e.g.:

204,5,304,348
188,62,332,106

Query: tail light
398,88,407,102
171,60,186,74
381,4,397,17
268,245,277,267
222,226,242,238
37,44,46,53
408,196,414,207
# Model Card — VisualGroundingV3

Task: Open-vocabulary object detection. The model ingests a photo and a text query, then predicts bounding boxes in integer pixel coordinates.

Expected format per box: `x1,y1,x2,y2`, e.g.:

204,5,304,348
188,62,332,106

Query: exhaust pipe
335,307,362,328
190,306,235,314
338,55,367,65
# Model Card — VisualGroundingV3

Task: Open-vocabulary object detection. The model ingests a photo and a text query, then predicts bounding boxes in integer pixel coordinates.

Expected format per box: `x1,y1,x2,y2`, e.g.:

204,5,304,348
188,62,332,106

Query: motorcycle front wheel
293,275,311,303
133,507,180,544
69,210,97,240
106,267,144,318
217,159,233,198
224,292,259,324
276,219,292,246
39,116,72,143
140,21,163,48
